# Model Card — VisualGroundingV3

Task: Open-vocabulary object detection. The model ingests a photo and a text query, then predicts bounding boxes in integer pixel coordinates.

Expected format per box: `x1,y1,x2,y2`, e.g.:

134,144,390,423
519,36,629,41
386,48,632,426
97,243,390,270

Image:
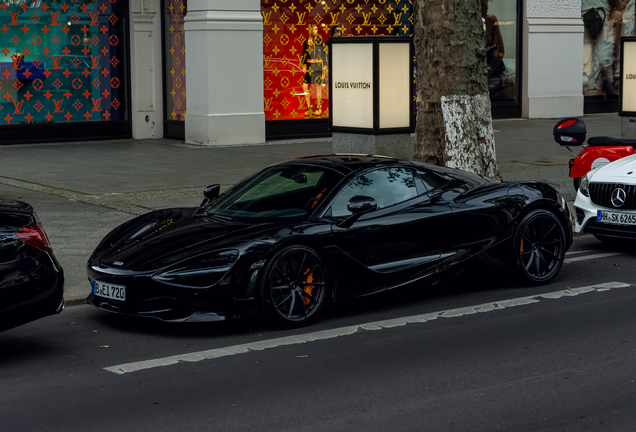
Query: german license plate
92,280,126,301
597,210,636,226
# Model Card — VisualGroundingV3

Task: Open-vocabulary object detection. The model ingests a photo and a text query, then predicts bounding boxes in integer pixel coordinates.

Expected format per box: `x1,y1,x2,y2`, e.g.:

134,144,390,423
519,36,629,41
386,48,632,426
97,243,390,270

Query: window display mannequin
481,0,506,96
302,24,327,117
582,0,632,95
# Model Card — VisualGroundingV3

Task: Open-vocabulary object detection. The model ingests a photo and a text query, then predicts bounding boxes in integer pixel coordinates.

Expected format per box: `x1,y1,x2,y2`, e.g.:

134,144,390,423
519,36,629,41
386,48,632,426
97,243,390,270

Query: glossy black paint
86,155,572,324
0,200,65,332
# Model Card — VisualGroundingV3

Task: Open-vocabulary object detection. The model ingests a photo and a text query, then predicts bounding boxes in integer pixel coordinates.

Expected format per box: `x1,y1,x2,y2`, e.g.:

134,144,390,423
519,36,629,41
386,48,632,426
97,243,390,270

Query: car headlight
579,175,590,197
152,249,239,289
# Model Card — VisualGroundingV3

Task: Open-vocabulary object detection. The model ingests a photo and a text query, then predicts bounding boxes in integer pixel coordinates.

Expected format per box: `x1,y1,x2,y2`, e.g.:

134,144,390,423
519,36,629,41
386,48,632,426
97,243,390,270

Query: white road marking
104,282,631,375
565,250,593,256
565,252,625,263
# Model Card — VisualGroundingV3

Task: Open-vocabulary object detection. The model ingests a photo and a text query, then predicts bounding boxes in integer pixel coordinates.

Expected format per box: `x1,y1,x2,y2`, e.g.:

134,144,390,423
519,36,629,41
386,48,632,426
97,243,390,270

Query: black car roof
281,154,496,185
283,154,406,175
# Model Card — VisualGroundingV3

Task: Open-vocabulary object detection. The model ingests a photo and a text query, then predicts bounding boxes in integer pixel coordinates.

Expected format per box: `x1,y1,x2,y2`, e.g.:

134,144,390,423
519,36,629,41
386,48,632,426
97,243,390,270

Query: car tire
573,177,582,192
258,245,329,327
513,208,567,285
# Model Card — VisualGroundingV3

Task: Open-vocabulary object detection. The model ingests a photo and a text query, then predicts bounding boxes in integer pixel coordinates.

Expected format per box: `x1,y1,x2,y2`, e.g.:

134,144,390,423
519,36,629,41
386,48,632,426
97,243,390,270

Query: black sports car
1,199,65,332
86,155,572,327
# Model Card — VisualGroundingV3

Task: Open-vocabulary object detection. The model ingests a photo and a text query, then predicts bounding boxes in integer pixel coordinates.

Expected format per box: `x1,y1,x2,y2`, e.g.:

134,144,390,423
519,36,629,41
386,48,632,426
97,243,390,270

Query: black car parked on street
0,199,64,332
87,155,572,328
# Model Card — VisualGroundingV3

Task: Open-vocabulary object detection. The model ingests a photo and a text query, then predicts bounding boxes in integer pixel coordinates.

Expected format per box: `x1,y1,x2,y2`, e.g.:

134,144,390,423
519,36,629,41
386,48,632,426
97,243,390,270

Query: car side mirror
204,184,220,200
347,195,377,214
337,196,377,229
201,184,221,208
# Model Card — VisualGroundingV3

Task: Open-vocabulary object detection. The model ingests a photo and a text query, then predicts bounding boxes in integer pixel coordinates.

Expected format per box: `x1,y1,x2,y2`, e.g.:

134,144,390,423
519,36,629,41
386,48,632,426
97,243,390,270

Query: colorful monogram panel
0,0,125,125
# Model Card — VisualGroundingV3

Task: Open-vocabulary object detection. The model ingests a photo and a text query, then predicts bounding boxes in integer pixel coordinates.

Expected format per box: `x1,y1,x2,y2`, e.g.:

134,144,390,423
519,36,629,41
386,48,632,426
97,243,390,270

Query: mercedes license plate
597,210,636,226
92,280,126,301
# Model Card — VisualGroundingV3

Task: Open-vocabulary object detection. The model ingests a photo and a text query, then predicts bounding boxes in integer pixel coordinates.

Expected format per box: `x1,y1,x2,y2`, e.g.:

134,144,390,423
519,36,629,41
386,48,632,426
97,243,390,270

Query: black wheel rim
519,214,564,281
268,250,326,323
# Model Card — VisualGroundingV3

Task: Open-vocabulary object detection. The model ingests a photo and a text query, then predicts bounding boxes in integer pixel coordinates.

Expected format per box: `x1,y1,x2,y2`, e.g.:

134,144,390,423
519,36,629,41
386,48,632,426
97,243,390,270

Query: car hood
92,208,276,272
590,154,636,183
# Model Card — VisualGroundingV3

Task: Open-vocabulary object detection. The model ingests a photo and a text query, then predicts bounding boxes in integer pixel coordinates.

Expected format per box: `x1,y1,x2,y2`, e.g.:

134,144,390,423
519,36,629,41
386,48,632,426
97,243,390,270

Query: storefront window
583,0,635,100
483,0,517,102
261,0,413,122
164,0,186,122
0,0,126,125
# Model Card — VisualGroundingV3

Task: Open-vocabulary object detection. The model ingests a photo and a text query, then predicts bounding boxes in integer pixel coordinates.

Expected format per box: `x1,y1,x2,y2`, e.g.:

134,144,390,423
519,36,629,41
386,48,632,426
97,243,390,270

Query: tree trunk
413,0,500,180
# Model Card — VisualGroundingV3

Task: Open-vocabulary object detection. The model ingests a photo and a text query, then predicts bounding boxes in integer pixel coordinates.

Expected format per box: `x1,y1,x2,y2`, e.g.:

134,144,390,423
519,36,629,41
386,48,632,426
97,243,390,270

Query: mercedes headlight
579,174,590,197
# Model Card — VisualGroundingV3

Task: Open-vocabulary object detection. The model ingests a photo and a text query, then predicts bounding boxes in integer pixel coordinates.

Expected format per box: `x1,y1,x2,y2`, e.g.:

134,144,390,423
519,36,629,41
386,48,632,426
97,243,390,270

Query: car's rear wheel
258,246,328,327
514,209,567,284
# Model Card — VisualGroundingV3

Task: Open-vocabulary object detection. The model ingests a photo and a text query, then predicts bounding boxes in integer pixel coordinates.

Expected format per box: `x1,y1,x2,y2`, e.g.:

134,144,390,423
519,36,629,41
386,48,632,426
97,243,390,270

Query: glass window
0,0,126,125
582,0,635,99
260,0,413,122
203,165,344,220
417,170,450,192
330,167,418,217
482,0,517,102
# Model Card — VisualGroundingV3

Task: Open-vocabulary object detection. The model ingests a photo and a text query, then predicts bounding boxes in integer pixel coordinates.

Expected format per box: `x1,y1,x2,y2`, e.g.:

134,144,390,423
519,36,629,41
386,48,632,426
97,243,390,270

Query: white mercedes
574,153,636,242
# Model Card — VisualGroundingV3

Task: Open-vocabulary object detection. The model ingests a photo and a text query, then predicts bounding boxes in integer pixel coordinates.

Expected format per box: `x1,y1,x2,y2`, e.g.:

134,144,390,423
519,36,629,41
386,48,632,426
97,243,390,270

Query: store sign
330,37,413,134
331,43,373,129
622,38,636,114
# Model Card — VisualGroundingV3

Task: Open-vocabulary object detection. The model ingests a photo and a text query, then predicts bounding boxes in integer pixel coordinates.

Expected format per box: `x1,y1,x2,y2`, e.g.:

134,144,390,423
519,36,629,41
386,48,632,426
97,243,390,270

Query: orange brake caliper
303,269,314,305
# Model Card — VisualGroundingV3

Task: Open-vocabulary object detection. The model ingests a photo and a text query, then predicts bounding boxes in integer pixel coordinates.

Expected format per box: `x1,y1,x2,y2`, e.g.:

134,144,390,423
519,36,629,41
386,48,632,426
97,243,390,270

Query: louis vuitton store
0,0,611,146
162,0,524,142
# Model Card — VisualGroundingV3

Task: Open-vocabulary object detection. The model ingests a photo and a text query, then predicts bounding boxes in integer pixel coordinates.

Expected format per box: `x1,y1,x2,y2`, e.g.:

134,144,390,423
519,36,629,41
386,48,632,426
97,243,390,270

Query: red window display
261,0,413,121
0,0,126,125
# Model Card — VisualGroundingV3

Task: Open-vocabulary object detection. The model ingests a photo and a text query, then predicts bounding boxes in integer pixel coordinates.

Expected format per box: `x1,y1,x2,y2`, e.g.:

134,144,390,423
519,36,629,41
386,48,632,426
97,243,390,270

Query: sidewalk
0,113,621,303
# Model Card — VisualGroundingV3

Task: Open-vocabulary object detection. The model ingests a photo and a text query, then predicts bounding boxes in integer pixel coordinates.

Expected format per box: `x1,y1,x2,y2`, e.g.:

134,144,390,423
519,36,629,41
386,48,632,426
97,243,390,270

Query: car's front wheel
513,209,567,284
258,246,329,327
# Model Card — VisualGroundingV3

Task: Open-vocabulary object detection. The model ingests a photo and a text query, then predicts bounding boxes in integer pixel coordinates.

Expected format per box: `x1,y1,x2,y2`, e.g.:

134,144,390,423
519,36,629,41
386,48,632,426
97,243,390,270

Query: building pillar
129,0,163,139
523,0,584,118
184,0,266,146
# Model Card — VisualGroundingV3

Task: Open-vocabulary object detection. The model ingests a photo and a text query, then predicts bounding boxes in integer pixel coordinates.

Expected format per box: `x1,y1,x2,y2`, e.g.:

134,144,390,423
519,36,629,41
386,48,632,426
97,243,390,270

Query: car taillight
16,223,53,253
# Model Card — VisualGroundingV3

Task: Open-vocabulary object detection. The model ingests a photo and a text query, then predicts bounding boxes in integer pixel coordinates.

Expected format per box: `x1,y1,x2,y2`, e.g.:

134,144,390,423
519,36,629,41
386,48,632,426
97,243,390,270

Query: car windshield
202,164,344,220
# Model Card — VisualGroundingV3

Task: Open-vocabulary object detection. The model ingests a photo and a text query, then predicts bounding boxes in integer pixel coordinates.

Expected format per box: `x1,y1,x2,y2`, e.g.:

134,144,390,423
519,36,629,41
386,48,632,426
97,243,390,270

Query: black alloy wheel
514,209,567,284
258,246,328,327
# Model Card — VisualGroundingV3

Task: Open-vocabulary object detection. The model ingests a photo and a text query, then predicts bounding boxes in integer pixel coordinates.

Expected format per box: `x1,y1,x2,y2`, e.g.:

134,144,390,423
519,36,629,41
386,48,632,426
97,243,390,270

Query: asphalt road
2,235,636,432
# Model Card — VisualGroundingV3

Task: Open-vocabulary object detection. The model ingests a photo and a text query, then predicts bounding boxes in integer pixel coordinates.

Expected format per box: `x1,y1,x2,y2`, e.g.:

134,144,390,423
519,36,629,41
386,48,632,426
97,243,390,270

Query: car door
324,166,453,297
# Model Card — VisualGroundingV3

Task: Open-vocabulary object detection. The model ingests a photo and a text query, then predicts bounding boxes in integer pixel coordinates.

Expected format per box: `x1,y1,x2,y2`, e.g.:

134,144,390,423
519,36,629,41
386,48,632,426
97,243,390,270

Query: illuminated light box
330,36,414,132
621,37,636,115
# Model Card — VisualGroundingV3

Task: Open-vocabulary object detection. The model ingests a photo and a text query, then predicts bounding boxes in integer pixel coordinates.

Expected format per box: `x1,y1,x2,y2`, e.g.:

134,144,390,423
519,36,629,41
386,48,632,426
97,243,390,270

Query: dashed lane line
104,282,631,375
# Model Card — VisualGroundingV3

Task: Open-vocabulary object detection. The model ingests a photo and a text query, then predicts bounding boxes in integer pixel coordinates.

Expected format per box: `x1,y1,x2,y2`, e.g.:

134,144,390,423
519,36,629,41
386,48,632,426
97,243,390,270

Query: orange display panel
261,0,413,121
